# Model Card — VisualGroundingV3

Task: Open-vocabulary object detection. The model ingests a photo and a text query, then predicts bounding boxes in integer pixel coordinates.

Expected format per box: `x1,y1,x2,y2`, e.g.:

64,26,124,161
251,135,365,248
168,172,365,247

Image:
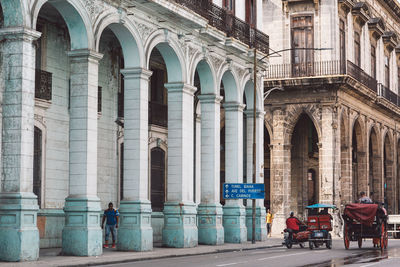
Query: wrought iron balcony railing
378,83,399,106
346,60,377,93
265,59,400,108
35,69,52,101
174,0,269,54
149,101,168,127
265,60,345,79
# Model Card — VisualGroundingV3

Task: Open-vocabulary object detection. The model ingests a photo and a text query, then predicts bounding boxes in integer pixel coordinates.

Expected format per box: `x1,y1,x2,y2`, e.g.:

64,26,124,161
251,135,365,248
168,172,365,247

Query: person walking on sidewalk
266,209,273,237
101,202,119,248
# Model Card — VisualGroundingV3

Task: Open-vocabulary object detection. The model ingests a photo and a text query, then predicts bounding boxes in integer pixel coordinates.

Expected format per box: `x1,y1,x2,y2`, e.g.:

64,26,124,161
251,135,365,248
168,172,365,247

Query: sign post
223,183,265,200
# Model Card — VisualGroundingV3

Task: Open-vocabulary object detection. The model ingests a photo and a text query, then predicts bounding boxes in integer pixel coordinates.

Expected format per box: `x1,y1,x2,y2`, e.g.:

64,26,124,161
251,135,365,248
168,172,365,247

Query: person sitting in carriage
358,191,373,204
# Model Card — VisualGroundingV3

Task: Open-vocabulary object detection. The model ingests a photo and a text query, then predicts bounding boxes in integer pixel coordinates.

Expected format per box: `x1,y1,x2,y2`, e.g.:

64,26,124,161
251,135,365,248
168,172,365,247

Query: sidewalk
2,238,283,267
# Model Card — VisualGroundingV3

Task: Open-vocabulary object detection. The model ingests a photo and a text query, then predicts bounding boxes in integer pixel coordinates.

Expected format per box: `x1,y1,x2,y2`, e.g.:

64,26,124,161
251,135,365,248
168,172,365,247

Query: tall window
354,32,361,67
371,45,376,79
291,16,314,76
223,0,234,13
33,127,43,208
151,148,166,212
385,56,390,87
245,0,256,26
339,19,346,72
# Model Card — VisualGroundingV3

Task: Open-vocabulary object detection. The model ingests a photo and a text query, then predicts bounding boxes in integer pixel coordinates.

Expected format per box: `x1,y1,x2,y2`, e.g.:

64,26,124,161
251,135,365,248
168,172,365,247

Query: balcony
35,69,52,101
146,0,269,54
149,101,168,128
265,60,378,92
378,84,399,106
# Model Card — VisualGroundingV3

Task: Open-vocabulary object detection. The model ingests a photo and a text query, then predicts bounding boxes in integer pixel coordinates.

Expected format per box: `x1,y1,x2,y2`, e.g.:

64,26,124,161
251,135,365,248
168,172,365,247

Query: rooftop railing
174,0,269,54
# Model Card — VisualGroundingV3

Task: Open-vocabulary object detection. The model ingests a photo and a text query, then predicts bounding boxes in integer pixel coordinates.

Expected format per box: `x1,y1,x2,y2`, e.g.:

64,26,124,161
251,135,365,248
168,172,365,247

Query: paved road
99,239,400,267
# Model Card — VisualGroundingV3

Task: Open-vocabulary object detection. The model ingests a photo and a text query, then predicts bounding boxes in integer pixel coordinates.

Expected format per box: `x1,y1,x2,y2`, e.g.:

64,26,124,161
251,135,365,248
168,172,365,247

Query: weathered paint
222,204,247,243
197,203,224,245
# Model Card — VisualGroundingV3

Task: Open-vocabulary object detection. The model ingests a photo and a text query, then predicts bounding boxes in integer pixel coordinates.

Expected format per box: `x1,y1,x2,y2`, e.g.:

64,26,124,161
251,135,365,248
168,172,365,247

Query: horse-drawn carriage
342,203,388,250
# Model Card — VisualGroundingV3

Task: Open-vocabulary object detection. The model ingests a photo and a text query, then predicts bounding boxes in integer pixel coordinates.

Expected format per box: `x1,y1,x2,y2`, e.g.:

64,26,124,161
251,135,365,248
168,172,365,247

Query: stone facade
264,0,400,236
0,0,267,261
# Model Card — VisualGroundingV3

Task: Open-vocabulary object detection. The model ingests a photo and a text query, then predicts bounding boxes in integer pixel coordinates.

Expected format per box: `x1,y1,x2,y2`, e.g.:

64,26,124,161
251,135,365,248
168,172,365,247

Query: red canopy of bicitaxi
344,204,378,226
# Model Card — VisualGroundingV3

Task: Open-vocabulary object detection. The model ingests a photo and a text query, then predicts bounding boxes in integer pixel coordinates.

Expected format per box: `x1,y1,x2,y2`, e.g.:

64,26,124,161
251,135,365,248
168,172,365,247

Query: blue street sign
223,183,265,199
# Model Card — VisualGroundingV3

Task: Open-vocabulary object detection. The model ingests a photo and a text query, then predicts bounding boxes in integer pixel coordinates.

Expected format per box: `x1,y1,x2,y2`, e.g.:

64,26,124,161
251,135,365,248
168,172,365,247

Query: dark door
291,16,314,77
33,127,42,208
151,148,166,212
120,143,124,201
307,169,316,205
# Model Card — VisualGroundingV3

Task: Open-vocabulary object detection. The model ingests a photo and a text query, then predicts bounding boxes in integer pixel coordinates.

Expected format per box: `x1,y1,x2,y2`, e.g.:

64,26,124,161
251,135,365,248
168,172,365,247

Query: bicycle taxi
306,204,335,249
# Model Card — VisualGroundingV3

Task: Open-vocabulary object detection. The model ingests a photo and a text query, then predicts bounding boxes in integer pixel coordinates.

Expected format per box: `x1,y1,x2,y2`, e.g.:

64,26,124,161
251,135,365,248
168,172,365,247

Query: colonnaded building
0,0,400,263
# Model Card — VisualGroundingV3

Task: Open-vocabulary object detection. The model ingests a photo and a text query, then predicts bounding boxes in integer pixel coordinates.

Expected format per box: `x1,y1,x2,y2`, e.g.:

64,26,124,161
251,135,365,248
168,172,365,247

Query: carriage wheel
380,223,387,251
343,223,350,250
358,238,362,248
383,224,388,249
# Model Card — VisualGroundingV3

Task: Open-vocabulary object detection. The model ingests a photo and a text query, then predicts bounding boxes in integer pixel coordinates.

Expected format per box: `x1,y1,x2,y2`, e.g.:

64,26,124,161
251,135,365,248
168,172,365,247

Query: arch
95,15,144,68
241,73,263,112
220,70,240,103
290,113,320,216
0,0,28,27
32,0,93,49
369,126,381,202
243,79,261,111
191,58,217,95
383,132,394,213
285,106,322,143
145,30,185,82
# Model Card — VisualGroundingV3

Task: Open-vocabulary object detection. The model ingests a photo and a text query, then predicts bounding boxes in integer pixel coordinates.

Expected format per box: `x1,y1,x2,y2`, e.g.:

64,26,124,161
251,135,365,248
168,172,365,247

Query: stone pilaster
319,105,339,205
270,108,291,235
0,27,41,262
62,49,103,256
162,83,198,248
222,102,247,243
197,94,224,245
244,110,266,241
117,68,153,251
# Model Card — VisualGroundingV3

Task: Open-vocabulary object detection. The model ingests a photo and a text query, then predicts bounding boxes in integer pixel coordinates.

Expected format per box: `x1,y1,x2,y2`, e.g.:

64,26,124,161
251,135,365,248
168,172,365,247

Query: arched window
151,148,166,212
33,126,43,208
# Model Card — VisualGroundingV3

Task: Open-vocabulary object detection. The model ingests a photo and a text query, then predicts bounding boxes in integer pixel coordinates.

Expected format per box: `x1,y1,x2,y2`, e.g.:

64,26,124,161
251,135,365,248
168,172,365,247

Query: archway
352,118,366,202
290,113,319,217
148,47,168,211
397,139,400,213
384,134,394,213
369,127,380,202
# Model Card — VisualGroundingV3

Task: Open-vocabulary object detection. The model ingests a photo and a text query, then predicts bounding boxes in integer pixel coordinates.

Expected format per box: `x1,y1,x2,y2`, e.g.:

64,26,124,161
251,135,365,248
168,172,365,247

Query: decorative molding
136,22,154,43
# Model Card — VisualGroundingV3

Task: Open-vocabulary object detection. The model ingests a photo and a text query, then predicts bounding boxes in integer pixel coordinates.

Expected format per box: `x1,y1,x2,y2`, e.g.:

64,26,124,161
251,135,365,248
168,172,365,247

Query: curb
60,244,283,267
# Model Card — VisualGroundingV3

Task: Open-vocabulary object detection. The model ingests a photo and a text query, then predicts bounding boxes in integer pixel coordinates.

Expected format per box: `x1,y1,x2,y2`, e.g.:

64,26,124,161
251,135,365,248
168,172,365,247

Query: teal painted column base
0,192,39,262
117,200,153,251
61,197,102,256
246,206,267,241
162,202,198,248
197,203,224,245
222,204,247,243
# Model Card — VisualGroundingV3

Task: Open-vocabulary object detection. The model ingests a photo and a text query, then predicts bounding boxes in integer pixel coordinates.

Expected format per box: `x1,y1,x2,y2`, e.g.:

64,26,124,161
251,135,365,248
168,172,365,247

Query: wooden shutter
151,148,166,212
291,16,314,76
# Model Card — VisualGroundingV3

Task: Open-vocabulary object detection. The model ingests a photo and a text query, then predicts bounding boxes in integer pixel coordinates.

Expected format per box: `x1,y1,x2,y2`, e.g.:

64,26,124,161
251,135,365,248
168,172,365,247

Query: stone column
319,105,339,205
197,94,224,245
0,27,41,262
62,50,103,256
162,83,198,248
222,102,247,243
117,68,153,251
244,110,267,241
270,108,291,235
